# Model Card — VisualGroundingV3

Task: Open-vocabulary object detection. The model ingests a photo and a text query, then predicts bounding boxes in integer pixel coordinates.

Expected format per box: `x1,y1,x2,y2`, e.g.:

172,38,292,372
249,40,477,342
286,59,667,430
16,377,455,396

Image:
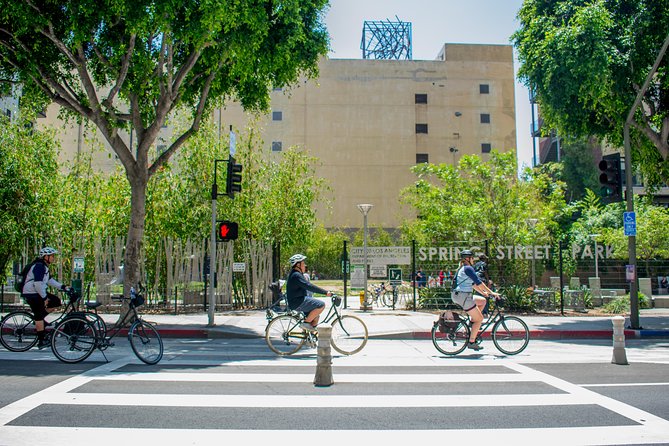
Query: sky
323,0,533,171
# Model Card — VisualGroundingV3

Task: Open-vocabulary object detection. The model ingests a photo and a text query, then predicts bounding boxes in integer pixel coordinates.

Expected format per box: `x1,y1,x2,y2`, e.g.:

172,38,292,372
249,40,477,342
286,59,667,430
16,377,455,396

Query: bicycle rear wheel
129,320,163,364
51,316,97,363
492,315,530,355
0,311,38,352
331,315,368,355
265,314,306,356
382,288,398,308
431,320,470,356
71,311,107,339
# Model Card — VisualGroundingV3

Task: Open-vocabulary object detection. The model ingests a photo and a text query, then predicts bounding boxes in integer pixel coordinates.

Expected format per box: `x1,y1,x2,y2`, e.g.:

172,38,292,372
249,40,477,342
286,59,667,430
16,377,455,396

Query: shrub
499,285,535,312
603,292,649,314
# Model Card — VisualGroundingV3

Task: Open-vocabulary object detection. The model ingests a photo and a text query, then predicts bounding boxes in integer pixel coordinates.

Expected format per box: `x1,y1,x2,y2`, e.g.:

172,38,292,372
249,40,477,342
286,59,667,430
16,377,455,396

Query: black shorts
24,293,61,321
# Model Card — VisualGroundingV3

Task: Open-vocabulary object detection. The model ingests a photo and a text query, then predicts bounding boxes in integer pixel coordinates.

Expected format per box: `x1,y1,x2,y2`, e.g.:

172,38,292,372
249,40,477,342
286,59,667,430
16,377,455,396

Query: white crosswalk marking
1,353,668,446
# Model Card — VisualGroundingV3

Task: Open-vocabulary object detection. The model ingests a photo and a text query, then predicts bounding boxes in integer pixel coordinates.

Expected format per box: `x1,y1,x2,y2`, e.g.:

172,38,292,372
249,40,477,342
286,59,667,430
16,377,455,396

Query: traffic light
598,153,622,203
217,221,239,241
226,156,243,198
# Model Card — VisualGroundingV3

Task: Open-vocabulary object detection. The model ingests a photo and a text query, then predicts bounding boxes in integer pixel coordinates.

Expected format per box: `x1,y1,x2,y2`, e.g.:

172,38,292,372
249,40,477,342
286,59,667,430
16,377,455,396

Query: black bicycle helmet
460,249,474,258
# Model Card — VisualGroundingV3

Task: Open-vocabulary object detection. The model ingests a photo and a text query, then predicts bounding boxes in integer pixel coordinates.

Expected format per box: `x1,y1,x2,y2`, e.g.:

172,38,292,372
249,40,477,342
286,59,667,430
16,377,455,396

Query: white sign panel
350,246,411,265
232,262,246,273
73,257,85,273
350,265,365,288
370,265,387,278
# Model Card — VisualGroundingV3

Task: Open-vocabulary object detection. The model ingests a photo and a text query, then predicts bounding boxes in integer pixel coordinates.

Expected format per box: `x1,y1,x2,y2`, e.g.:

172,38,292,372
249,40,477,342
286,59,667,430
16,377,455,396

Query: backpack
451,266,463,290
14,258,43,293
438,310,461,333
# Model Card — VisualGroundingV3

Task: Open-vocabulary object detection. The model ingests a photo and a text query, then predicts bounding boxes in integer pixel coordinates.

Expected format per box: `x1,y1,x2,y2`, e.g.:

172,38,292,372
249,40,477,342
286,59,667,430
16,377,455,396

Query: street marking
581,382,669,387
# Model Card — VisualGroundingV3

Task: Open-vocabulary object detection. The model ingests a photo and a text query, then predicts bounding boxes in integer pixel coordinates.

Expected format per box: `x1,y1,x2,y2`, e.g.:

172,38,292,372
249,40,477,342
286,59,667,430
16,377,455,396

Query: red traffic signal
217,221,239,241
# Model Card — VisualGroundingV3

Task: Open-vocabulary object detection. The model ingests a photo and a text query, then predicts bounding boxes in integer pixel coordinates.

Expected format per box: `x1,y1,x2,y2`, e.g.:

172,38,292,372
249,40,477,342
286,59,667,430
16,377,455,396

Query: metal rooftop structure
361,17,412,60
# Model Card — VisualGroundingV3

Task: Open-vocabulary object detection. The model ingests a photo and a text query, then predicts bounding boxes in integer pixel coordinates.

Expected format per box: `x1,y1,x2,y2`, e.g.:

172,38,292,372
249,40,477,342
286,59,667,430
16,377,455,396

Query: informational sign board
350,246,411,265
388,268,402,285
370,265,387,278
232,262,246,273
623,211,637,236
350,265,365,288
626,264,636,282
73,257,85,273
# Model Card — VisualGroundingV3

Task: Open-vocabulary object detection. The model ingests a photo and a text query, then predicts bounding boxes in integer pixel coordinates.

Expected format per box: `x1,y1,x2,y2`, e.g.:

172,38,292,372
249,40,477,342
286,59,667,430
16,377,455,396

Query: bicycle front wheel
129,320,163,364
265,315,306,356
492,316,530,355
331,315,368,355
431,320,470,356
382,288,397,308
0,311,38,352
51,317,97,363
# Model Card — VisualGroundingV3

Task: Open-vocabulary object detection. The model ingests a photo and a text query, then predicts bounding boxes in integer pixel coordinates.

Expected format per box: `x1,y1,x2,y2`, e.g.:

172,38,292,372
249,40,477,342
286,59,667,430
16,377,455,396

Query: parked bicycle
0,285,105,352
50,284,163,365
431,295,530,355
265,294,368,356
368,282,398,308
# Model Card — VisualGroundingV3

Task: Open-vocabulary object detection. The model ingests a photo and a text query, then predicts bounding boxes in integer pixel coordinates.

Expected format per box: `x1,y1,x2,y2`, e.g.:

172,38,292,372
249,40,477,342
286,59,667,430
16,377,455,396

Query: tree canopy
0,0,330,292
513,0,669,187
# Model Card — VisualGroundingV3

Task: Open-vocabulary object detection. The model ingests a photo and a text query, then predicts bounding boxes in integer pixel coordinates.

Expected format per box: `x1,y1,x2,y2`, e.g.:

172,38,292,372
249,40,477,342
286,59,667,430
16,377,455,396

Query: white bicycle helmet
39,247,58,258
289,253,307,267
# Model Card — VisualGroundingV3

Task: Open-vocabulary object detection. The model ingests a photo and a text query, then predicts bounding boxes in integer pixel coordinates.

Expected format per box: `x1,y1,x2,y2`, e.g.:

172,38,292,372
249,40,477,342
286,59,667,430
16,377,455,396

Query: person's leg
467,306,484,344
304,306,324,326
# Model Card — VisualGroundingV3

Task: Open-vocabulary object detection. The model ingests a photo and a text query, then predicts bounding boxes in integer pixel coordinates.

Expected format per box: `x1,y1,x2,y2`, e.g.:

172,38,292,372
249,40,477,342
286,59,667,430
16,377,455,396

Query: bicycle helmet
39,247,58,258
289,253,307,267
460,249,474,259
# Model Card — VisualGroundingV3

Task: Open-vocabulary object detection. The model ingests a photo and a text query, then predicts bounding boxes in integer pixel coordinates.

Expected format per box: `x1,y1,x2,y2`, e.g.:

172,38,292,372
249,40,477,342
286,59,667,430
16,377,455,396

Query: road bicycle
431,294,530,356
50,284,163,365
368,282,398,308
0,285,106,352
265,295,368,356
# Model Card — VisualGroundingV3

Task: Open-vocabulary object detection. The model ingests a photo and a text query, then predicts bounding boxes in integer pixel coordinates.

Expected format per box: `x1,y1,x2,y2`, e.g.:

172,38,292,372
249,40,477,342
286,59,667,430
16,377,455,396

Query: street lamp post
589,234,600,278
357,204,373,308
527,218,538,287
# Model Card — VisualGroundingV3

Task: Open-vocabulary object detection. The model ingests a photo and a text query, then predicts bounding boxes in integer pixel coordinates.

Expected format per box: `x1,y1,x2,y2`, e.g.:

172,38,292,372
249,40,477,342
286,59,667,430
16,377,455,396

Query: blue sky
324,0,532,170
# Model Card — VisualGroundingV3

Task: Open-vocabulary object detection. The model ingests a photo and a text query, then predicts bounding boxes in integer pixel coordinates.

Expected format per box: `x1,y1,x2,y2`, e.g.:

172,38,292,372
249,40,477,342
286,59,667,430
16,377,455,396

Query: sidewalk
100,303,669,340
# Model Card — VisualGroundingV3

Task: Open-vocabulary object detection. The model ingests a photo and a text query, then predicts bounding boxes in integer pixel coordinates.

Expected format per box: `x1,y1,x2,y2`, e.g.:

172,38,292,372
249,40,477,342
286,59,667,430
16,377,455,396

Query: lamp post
357,204,373,308
589,234,600,278
527,218,538,287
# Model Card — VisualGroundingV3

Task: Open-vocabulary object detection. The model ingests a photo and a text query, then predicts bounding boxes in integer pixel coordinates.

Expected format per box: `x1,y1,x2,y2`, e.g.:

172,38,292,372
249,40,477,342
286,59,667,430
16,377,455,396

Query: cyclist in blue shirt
21,247,69,349
286,254,332,331
452,249,499,351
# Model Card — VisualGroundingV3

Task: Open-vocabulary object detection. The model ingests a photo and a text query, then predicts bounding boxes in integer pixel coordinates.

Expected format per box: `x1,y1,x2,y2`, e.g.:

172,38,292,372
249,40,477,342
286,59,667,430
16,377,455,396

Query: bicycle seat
85,301,103,310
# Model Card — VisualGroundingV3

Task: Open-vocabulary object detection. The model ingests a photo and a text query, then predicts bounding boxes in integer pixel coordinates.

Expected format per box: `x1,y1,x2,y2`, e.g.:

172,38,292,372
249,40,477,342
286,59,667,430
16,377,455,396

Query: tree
0,0,329,294
513,0,669,187
0,114,59,278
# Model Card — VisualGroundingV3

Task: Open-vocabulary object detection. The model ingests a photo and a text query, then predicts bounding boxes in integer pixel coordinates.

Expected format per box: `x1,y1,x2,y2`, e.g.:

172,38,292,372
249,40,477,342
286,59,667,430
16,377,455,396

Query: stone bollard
313,325,334,387
611,316,629,365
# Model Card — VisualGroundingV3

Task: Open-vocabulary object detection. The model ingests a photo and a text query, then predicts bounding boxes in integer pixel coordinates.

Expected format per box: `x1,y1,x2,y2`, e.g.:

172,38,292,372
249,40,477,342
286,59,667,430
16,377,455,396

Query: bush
417,286,455,310
499,285,535,312
603,292,650,314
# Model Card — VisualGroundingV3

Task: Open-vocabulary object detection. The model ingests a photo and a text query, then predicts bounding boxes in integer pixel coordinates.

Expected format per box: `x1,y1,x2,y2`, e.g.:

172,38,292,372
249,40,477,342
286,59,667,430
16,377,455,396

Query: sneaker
37,340,49,350
467,342,483,351
300,322,317,332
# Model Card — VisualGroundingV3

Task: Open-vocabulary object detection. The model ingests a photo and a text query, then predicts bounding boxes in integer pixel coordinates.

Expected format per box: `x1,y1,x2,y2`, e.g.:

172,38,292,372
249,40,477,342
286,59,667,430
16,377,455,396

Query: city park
1,1,669,327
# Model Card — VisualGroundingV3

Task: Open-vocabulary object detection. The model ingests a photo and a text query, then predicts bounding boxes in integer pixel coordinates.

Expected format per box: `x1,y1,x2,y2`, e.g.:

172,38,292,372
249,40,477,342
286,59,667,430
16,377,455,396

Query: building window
272,111,283,121
415,123,428,134
415,93,428,104
416,153,429,164
271,141,282,152
480,113,490,124
479,84,490,94
481,143,492,153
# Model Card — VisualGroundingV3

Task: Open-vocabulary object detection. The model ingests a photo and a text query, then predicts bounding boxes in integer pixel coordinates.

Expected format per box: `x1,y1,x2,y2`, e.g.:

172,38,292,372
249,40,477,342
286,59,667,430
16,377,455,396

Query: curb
151,326,669,340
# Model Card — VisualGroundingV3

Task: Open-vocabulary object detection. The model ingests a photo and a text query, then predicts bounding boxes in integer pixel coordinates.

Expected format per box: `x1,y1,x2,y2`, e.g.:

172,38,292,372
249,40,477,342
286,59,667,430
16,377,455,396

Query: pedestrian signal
217,221,239,241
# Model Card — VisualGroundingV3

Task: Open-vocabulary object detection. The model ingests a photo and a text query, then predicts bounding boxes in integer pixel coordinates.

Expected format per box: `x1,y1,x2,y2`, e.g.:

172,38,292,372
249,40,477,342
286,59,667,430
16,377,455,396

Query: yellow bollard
359,291,365,307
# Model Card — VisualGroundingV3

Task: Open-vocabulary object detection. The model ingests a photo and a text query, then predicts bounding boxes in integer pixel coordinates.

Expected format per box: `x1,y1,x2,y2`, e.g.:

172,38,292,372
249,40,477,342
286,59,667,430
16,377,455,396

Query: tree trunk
120,172,148,323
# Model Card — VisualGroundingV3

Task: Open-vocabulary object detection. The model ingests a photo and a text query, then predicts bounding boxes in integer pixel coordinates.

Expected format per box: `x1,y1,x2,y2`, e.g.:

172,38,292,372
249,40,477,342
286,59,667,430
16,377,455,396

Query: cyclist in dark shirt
286,254,332,331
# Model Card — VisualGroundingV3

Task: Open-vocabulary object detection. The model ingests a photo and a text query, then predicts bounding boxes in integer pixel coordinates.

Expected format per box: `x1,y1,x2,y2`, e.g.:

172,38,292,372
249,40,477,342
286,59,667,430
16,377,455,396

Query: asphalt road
0,337,668,445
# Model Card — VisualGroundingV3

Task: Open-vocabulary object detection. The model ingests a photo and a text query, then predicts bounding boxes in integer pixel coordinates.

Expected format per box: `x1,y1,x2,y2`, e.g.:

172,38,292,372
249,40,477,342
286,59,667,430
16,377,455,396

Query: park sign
418,244,614,261
350,246,411,265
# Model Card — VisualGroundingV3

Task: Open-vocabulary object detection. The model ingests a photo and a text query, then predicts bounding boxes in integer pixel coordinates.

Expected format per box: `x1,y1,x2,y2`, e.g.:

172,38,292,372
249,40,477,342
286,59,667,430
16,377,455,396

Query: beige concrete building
39,43,517,229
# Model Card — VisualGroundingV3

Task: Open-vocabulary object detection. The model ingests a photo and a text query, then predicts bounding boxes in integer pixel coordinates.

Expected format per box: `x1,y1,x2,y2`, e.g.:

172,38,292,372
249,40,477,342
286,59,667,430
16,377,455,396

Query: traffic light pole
622,31,669,329
208,161,222,327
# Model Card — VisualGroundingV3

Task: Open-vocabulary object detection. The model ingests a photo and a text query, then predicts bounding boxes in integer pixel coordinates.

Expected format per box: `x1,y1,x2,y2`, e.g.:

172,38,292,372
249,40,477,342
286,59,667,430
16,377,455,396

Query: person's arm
292,271,331,296
47,276,65,291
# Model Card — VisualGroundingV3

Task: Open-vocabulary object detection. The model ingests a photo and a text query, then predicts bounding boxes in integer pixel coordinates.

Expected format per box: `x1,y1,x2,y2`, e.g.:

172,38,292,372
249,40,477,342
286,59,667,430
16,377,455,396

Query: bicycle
50,284,163,365
368,282,398,308
265,295,368,356
0,285,106,352
431,295,530,356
